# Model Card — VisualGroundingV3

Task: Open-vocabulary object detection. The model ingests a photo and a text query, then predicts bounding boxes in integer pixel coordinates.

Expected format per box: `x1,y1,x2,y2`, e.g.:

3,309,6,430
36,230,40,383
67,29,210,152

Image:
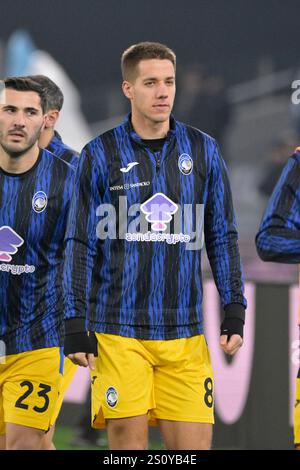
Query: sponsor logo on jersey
141,193,178,231
0,226,24,262
0,226,35,274
120,162,139,173
178,153,193,175
32,191,48,213
106,386,118,407
96,193,204,250
110,180,150,191
125,193,194,245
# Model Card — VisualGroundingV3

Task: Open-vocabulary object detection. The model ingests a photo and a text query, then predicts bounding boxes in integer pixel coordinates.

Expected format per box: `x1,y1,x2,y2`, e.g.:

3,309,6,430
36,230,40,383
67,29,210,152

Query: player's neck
0,144,40,174
131,113,169,139
38,127,54,149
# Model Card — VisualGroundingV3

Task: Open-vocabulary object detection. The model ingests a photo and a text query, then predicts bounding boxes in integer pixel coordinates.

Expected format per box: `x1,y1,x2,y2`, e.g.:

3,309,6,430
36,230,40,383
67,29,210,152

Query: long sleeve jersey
256,149,300,263
0,149,75,355
64,115,246,340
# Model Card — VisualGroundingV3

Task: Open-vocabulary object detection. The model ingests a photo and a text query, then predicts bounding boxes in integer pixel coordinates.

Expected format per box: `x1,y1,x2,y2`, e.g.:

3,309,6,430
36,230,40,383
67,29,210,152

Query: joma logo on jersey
0,226,24,262
120,162,139,173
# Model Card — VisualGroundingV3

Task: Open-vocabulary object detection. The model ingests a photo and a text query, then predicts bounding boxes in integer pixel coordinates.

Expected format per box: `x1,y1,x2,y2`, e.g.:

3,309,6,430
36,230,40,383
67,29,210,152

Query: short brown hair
27,75,64,112
121,42,176,82
2,76,47,113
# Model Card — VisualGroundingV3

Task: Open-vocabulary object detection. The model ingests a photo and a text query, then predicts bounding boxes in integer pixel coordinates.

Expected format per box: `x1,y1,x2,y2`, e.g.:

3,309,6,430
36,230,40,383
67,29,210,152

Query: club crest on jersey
32,191,48,213
106,386,118,407
178,153,193,175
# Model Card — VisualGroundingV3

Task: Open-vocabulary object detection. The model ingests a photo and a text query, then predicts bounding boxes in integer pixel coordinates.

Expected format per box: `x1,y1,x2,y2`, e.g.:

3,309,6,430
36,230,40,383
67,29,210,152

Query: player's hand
67,352,95,369
64,328,98,368
220,334,243,356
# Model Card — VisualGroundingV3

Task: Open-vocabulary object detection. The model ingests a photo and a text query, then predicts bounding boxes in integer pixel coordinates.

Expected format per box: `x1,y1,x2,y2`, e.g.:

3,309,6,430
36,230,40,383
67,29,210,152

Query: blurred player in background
63,42,246,450
29,74,79,169
27,74,79,449
0,77,75,449
256,146,300,449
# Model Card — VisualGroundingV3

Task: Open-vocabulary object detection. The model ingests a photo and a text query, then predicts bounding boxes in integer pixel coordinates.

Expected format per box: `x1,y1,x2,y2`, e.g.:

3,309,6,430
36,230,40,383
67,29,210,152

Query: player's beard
0,123,43,158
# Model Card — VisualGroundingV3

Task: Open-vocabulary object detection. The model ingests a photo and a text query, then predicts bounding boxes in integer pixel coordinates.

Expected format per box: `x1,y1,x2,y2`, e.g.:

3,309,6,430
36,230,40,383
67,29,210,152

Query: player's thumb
88,353,96,370
220,335,228,346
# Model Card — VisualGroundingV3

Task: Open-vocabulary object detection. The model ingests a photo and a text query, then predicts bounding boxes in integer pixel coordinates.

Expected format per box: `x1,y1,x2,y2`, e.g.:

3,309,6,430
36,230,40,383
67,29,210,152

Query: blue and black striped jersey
64,115,246,340
256,149,300,263
47,131,79,169
0,149,75,355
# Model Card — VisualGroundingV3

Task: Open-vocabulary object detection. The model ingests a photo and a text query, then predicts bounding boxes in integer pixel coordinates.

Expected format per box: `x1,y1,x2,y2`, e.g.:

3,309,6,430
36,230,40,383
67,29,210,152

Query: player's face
0,89,45,157
123,59,176,126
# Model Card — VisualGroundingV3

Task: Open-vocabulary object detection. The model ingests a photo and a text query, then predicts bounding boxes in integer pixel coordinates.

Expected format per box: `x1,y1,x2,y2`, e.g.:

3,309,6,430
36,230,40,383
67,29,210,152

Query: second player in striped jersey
28,75,79,169
0,77,75,450
28,74,79,449
256,147,300,449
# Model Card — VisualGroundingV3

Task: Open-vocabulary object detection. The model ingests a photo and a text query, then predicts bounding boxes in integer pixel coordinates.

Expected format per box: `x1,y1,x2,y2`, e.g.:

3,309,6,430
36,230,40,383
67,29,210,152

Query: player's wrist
221,303,245,338
65,317,86,335
220,317,244,338
64,332,89,356
224,303,245,322
64,319,98,356
64,331,98,356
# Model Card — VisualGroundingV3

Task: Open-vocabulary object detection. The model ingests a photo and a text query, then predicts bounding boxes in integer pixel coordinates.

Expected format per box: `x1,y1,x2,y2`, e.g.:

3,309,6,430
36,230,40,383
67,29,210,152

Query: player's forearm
63,237,92,321
206,227,246,308
256,229,300,263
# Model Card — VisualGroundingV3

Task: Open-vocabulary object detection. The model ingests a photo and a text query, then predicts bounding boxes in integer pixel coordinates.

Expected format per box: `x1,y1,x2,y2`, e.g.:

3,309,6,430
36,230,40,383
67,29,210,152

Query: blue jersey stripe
176,123,195,333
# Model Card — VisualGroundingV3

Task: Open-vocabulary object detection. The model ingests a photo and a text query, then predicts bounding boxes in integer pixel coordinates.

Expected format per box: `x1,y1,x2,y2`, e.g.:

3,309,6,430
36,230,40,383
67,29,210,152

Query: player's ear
41,114,47,132
122,81,133,100
45,109,59,128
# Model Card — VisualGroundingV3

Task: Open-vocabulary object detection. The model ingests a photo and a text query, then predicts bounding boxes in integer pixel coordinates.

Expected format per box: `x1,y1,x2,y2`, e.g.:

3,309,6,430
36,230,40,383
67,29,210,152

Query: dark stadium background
1,0,300,122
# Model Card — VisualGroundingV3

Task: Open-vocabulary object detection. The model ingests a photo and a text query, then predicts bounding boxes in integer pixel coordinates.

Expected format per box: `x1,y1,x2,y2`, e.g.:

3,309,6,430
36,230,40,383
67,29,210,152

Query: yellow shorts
50,357,77,426
91,333,214,428
294,373,300,445
0,348,63,435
